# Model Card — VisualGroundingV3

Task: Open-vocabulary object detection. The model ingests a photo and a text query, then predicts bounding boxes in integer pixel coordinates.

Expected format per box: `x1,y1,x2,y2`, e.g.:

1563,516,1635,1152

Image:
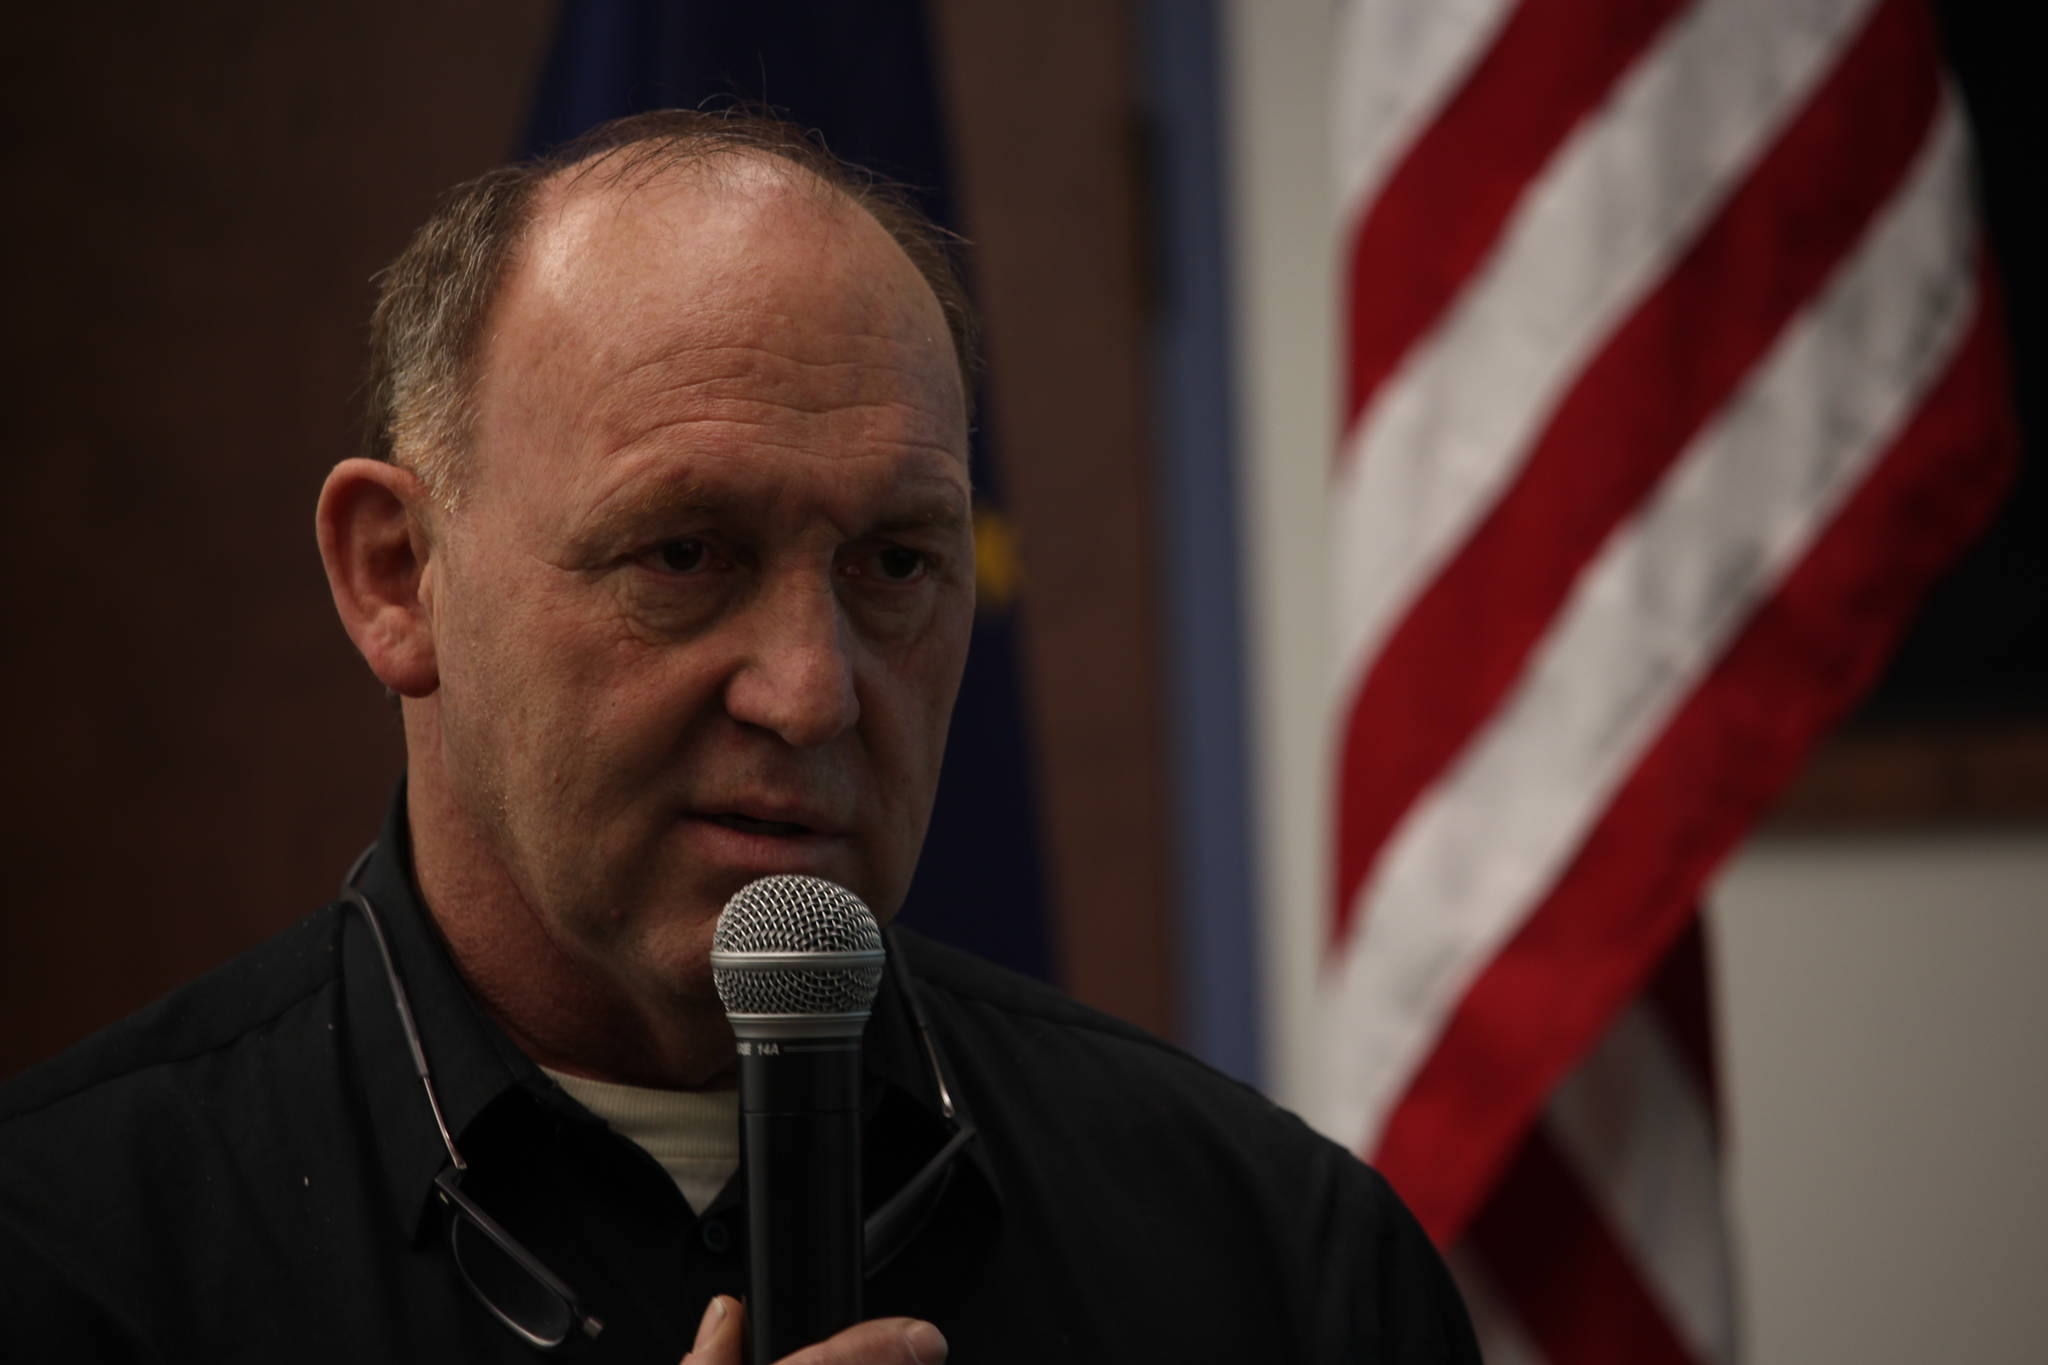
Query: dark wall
1876,0,2048,723
0,3,558,1075
0,1,1183,1073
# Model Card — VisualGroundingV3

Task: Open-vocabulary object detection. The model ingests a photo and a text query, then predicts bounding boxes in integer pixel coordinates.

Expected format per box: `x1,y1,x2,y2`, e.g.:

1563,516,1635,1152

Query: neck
400,706,737,1090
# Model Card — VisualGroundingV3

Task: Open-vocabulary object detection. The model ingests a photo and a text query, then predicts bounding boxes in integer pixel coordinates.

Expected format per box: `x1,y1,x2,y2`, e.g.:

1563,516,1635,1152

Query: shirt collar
339,781,993,1242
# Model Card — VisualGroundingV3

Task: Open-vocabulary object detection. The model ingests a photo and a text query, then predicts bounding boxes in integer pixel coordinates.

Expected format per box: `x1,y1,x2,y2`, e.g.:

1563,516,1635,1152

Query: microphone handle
737,1038,864,1365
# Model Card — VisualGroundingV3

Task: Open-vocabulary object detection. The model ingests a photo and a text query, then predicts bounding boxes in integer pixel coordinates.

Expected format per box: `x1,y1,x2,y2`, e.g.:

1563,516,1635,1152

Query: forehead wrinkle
568,434,969,546
590,330,961,425
593,409,966,472
584,337,966,470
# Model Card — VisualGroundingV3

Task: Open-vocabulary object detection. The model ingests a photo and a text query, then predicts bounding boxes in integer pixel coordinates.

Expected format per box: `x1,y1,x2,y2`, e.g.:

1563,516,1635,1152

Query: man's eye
874,546,928,582
654,539,710,574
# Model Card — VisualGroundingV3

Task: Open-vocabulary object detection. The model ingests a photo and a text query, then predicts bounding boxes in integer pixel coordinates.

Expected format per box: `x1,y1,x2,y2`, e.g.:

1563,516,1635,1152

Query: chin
597,895,716,989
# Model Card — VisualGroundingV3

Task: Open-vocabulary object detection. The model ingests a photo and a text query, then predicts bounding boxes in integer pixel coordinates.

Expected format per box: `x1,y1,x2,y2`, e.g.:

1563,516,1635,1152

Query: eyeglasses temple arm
344,887,468,1173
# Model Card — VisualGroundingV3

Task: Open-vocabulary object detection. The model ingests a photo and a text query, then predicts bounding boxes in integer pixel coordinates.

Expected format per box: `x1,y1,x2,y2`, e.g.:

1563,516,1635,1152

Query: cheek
438,591,568,734
435,574,634,778
546,621,739,791
880,608,974,786
921,599,975,732
861,628,970,916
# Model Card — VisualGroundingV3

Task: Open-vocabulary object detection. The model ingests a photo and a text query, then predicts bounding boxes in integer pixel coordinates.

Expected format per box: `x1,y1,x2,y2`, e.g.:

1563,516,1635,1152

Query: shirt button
700,1218,731,1253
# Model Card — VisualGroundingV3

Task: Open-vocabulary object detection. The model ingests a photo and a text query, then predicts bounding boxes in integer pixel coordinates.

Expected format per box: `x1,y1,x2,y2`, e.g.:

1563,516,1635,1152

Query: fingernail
904,1320,947,1364
693,1295,728,1354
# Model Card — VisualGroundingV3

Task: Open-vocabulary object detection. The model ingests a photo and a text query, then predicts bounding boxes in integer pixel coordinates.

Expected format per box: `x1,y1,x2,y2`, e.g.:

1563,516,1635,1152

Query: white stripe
1549,1002,1737,1363
1312,95,1978,1152
1444,1246,1548,1365
1331,0,1517,228
1328,0,1879,710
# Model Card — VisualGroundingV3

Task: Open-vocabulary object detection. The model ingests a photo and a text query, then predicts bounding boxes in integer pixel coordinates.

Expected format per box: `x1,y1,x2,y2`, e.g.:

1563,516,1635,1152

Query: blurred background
1,2,2040,1362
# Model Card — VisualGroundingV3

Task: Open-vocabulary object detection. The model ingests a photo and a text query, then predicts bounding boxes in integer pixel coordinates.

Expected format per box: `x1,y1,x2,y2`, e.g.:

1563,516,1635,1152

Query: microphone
710,875,885,1365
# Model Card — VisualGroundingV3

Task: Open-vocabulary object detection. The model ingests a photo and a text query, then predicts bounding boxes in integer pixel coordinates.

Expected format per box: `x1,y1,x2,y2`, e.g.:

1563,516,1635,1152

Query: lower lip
682,817,852,878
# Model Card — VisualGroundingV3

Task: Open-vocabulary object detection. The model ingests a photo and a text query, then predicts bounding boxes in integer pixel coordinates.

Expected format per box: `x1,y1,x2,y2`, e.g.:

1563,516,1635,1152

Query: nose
722,574,861,748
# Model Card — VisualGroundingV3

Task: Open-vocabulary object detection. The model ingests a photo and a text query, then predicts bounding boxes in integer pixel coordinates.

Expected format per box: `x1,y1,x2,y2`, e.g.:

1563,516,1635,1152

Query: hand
681,1295,948,1365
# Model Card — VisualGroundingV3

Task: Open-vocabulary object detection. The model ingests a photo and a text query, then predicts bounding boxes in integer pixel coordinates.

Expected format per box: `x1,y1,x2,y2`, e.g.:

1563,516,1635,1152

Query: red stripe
1331,0,1943,946
1339,0,1691,438
1466,1125,1702,1364
1374,267,2016,1245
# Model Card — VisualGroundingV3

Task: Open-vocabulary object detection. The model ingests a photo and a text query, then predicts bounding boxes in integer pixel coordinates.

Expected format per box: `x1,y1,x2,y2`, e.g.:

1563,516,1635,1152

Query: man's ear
316,458,441,698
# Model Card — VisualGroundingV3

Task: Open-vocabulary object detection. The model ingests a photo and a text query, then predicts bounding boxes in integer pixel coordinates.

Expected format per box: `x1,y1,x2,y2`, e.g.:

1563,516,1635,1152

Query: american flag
1317,1,2015,1360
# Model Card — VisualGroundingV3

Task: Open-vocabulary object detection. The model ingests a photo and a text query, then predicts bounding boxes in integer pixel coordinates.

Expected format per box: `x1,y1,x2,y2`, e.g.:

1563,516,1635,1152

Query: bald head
363,110,977,505
466,155,969,515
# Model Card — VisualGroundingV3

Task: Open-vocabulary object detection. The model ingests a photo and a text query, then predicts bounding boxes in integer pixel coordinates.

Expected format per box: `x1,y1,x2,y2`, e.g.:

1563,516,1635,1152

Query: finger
777,1316,946,1365
681,1294,742,1364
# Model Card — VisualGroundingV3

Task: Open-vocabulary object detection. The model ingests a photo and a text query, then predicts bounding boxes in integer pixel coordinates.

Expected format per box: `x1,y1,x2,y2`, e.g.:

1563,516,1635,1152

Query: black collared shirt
0,793,1477,1361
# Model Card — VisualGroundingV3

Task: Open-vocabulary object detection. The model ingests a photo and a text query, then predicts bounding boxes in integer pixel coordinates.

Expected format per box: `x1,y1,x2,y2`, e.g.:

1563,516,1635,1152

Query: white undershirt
542,1068,740,1216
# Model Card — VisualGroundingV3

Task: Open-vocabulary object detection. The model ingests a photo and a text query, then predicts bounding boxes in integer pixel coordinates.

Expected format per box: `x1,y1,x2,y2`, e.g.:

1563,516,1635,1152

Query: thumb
682,1294,742,1364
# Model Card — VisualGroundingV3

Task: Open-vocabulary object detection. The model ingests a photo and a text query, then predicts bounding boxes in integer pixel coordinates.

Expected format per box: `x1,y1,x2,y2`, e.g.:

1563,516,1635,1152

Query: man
0,112,1477,1362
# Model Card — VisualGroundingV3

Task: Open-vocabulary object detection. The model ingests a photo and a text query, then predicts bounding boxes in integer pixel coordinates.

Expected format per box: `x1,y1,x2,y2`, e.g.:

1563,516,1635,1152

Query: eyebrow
565,470,971,556
867,484,974,532
564,475,732,553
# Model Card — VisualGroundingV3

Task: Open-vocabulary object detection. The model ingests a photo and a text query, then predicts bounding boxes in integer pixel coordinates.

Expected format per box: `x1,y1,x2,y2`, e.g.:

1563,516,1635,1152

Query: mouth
701,812,816,838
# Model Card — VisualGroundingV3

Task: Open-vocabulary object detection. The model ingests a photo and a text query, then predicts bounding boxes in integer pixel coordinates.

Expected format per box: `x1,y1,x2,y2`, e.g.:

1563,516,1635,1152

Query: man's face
419,162,972,1014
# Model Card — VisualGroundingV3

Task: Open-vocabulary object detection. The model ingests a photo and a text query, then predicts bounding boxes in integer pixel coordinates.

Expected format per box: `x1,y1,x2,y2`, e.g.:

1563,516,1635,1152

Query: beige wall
1222,0,1342,1111
1714,832,2048,1364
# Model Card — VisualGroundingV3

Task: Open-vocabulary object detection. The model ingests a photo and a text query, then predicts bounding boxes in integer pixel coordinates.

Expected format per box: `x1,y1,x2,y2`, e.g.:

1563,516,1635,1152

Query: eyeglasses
343,873,975,1349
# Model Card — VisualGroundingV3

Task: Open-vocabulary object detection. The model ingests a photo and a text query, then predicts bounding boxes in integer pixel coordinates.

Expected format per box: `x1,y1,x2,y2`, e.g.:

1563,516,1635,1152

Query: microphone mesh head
711,875,884,1018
